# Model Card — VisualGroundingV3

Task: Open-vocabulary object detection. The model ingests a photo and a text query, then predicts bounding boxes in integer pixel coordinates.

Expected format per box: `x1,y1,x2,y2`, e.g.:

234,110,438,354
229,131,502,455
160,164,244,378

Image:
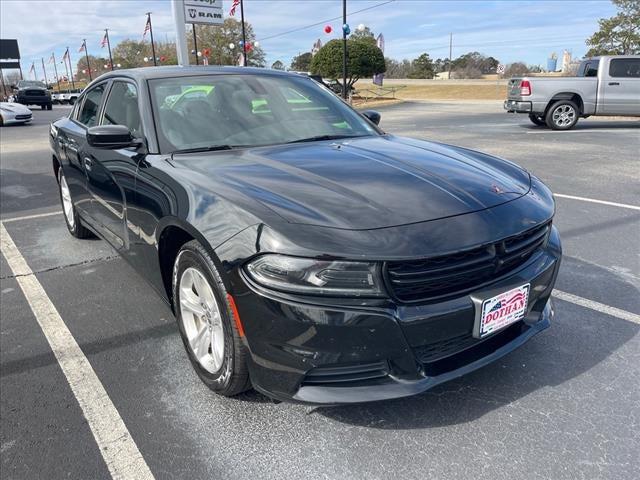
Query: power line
257,0,396,43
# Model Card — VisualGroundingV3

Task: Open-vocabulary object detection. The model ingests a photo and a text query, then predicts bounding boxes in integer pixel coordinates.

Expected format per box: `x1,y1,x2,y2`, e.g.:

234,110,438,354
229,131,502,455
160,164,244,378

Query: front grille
15,114,32,120
413,333,480,364
386,222,550,302
301,361,389,386
24,89,46,97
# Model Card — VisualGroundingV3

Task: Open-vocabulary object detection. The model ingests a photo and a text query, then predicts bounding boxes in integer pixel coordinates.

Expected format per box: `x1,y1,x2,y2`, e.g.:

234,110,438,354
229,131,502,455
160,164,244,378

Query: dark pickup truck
14,80,53,110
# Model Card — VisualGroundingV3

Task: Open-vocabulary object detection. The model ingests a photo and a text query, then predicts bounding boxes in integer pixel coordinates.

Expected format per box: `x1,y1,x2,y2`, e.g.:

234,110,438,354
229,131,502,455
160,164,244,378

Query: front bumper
234,227,562,405
17,96,51,106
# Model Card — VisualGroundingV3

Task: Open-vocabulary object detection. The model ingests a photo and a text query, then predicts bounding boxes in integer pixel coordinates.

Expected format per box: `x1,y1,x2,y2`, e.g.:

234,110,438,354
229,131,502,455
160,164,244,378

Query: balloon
239,40,244,46
357,23,366,32
228,43,236,49
203,48,211,56
244,42,253,52
324,25,332,34
343,23,351,35
253,41,260,48
197,51,202,57
143,57,149,62
160,56,166,62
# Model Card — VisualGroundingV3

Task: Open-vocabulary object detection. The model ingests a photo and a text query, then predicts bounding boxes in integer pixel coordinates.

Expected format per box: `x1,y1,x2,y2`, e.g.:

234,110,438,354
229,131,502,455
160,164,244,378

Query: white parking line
0,223,154,480
1,210,62,223
555,194,640,211
552,290,640,324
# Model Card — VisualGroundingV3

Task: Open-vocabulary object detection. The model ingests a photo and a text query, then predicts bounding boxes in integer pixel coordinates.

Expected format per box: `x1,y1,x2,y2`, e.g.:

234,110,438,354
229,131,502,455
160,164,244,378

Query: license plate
478,284,530,338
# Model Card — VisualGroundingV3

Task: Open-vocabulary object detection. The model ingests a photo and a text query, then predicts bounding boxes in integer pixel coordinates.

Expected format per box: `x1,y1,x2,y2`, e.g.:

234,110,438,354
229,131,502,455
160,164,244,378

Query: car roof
93,66,300,83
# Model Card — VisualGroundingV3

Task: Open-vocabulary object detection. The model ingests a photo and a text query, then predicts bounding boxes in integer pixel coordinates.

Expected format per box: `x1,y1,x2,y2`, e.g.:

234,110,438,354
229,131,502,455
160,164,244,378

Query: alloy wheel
552,105,576,128
59,171,75,229
179,267,225,374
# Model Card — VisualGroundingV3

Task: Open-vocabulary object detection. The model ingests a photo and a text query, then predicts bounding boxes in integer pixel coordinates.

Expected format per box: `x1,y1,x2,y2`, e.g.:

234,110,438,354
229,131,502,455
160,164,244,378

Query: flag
229,0,240,16
29,63,36,74
78,41,85,53
49,53,55,64
101,32,108,48
143,16,151,38
62,49,69,62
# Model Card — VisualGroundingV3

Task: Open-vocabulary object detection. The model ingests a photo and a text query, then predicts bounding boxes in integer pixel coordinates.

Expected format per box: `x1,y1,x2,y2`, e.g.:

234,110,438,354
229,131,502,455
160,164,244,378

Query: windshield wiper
286,134,366,144
172,145,235,154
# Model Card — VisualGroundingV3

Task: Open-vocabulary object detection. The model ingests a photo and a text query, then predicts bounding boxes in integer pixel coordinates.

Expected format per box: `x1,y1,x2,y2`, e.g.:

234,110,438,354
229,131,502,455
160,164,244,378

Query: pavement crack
1,255,119,279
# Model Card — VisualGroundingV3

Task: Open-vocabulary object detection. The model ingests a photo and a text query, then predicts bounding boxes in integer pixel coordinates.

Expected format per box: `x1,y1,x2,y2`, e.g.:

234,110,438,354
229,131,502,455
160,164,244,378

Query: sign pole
240,0,247,66
146,13,158,66
192,24,199,65
105,30,114,71
172,0,190,66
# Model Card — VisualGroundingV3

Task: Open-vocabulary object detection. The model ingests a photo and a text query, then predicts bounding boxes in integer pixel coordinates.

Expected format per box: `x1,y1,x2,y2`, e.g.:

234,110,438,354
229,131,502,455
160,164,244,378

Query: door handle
608,82,620,86
84,157,92,171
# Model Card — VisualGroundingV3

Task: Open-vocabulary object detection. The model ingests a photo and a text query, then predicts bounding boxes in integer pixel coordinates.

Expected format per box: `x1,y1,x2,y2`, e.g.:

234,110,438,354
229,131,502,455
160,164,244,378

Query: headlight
244,254,386,297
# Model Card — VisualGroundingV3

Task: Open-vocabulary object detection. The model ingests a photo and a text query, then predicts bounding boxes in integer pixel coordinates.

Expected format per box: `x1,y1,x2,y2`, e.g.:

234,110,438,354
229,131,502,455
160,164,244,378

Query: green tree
290,52,313,71
310,38,385,89
75,55,112,81
271,60,285,70
586,0,640,55
408,53,435,78
350,26,375,41
192,18,266,67
112,39,147,68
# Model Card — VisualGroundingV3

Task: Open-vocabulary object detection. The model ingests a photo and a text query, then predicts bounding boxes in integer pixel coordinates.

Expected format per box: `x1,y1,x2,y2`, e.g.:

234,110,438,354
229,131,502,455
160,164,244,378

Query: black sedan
49,67,561,404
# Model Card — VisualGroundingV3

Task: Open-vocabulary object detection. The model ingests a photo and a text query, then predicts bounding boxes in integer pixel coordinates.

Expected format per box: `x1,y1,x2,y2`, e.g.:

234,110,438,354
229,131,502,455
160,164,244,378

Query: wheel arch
156,217,230,308
52,154,61,183
545,92,584,115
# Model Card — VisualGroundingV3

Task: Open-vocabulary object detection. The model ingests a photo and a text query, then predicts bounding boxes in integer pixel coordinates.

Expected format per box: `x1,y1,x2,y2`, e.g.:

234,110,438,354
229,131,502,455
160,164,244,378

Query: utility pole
342,0,348,99
448,32,452,80
171,0,189,66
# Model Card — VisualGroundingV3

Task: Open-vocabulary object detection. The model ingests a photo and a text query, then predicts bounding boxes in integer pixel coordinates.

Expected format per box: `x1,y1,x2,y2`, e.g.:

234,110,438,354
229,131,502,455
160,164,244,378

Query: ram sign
184,0,223,25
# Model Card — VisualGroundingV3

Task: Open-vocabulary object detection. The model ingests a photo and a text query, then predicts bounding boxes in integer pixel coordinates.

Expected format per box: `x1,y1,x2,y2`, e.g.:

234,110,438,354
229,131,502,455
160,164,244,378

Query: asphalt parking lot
1,103,639,480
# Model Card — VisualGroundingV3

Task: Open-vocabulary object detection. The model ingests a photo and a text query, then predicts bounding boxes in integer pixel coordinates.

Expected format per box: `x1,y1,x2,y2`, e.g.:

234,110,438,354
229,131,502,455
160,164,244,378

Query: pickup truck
52,90,82,105
13,80,53,110
504,55,640,130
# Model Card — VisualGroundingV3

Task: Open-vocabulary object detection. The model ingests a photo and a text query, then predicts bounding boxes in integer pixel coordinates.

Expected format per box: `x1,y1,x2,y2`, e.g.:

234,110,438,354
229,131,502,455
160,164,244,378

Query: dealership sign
184,0,223,25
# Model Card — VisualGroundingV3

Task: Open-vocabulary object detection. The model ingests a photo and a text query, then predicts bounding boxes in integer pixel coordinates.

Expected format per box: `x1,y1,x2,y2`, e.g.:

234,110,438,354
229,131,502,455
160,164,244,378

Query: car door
60,82,108,218
83,80,142,251
600,58,640,115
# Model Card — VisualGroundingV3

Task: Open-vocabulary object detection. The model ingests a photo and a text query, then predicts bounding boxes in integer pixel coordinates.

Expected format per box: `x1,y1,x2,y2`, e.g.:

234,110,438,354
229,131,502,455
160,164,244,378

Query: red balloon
203,48,211,57
160,56,166,62
244,43,253,52
324,25,332,34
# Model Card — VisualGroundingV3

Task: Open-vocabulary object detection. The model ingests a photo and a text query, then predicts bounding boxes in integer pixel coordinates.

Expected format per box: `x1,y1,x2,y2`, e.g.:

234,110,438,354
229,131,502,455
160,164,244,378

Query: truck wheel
47,104,53,111
41,105,46,110
528,114,546,126
68,98,75,105
546,100,579,130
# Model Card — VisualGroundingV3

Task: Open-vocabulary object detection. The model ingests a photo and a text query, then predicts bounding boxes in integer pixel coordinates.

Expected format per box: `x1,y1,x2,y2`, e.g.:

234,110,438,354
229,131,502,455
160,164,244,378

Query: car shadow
314,257,639,429
519,120,639,130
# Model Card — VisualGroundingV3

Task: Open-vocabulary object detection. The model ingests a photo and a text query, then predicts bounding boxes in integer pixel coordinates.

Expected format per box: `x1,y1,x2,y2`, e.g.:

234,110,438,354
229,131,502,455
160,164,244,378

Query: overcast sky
1,0,615,75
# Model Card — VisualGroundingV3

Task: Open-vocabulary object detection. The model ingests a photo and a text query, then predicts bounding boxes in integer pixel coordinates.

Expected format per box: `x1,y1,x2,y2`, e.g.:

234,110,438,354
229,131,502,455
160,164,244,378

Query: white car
0,102,33,126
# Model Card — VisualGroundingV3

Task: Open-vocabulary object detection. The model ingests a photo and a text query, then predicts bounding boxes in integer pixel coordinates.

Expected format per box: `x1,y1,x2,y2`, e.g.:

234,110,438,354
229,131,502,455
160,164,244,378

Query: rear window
609,58,640,78
579,60,599,77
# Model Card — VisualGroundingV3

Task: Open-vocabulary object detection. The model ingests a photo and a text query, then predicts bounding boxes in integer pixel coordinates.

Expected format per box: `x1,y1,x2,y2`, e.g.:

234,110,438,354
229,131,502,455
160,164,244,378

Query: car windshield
149,74,379,153
18,80,46,88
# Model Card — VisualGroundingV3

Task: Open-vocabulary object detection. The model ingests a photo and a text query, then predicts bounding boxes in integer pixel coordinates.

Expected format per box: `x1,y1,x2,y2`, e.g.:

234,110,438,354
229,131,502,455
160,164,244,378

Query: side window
609,58,640,78
78,84,106,127
101,81,141,135
584,61,599,77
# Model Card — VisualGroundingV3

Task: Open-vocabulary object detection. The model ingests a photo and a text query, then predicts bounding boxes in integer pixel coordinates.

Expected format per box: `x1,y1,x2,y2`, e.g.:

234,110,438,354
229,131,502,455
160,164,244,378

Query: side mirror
87,125,140,149
361,110,381,125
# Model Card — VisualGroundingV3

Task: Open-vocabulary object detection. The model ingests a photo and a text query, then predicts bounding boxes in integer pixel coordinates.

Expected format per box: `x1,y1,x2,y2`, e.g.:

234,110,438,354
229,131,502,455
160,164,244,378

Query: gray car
505,55,640,129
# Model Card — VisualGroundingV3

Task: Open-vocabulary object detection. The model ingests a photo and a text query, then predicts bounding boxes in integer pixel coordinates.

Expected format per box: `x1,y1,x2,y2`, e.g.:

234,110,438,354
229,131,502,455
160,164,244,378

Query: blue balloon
343,23,351,35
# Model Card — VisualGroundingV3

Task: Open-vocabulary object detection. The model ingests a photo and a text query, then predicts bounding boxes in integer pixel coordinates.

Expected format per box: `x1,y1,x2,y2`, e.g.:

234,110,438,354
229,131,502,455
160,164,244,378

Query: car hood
172,135,531,230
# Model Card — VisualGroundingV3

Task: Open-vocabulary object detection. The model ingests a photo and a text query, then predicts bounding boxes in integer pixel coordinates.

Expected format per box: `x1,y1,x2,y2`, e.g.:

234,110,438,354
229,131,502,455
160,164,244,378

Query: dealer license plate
478,284,530,338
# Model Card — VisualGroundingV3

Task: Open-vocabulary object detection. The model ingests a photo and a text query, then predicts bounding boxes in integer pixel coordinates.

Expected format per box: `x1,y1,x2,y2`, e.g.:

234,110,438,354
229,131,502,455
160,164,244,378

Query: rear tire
528,114,546,126
47,104,53,111
57,169,93,239
173,240,251,397
41,105,46,110
545,100,579,130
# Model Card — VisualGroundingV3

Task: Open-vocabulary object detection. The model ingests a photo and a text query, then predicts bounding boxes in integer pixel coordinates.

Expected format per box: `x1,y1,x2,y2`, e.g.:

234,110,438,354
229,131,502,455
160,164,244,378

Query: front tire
57,168,93,238
173,240,251,396
528,114,546,126
47,104,53,111
41,105,46,110
546,100,579,130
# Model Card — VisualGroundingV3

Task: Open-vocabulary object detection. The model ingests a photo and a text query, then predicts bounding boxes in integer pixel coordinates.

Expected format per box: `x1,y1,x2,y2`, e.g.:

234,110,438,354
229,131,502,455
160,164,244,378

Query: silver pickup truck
504,55,640,130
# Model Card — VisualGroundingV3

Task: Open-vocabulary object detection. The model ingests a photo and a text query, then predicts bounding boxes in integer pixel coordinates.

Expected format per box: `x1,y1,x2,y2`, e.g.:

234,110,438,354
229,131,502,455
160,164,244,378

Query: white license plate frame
474,284,530,339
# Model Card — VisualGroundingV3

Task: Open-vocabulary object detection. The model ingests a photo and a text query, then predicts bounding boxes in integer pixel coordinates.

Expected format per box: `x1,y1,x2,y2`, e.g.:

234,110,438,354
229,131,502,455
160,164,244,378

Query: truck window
609,58,640,78
584,61,599,77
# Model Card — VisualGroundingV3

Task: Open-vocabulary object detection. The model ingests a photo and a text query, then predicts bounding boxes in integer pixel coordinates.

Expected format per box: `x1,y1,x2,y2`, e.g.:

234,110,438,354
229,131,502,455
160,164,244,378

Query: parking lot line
1,210,63,223
555,194,640,211
0,223,155,480
553,290,640,324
